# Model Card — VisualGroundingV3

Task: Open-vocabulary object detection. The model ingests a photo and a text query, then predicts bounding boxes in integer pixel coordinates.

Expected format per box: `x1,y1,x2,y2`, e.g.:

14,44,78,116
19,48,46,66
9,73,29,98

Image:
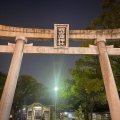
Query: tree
59,52,106,120
0,72,7,98
12,75,49,113
85,0,120,30
0,73,50,113
74,106,83,120
59,79,76,110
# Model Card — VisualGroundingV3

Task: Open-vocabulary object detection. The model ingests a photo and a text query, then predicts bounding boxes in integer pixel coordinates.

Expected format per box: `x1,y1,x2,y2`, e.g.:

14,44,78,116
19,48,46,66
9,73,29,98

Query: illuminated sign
54,24,69,48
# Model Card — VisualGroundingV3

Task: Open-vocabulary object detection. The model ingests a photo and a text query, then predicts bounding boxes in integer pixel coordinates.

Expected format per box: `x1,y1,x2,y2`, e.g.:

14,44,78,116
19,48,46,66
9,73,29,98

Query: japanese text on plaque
57,27,66,46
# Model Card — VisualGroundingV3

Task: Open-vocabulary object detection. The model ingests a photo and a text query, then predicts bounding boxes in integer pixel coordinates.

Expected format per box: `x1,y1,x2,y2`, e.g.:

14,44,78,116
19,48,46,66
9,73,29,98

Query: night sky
0,0,103,89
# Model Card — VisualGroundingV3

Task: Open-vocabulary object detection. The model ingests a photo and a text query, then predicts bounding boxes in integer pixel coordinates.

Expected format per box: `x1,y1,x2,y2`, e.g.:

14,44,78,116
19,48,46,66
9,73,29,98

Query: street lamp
54,86,58,120
54,87,58,91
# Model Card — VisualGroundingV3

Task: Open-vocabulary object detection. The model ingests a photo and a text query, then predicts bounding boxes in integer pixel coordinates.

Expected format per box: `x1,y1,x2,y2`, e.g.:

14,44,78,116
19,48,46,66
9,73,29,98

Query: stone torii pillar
95,37,120,120
0,35,27,120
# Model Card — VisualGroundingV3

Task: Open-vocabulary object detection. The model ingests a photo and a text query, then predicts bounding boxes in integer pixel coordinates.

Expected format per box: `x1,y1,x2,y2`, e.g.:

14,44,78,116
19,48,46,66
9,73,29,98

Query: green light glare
52,55,65,87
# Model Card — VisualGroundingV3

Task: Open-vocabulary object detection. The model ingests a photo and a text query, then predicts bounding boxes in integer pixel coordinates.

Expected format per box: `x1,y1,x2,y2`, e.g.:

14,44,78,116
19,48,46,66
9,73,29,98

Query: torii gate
0,24,120,120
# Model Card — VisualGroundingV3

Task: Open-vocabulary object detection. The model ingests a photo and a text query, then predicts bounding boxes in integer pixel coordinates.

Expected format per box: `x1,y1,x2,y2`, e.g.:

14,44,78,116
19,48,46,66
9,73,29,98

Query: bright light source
34,106,41,109
23,108,26,111
54,87,58,91
64,112,68,115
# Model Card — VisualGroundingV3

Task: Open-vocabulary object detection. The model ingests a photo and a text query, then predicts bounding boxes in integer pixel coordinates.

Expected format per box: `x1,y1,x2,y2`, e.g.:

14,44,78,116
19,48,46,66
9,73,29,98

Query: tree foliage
0,73,49,113
59,53,106,120
74,106,83,120
12,75,49,112
85,0,120,29
0,72,7,98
